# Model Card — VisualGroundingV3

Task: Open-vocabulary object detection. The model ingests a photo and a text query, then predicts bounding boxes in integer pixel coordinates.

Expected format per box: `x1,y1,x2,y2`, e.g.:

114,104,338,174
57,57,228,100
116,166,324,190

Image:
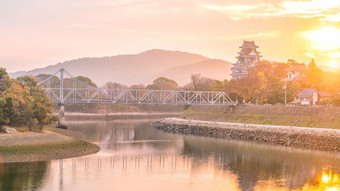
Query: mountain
149,59,232,85
10,49,232,86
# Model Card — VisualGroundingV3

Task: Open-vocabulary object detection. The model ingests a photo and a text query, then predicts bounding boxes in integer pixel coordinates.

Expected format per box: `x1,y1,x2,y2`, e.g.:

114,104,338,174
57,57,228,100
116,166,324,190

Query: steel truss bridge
37,69,236,106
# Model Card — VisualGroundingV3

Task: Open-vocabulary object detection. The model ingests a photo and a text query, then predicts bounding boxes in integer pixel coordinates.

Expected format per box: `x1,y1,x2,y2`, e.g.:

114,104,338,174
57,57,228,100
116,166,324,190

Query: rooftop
287,63,307,71
299,89,316,98
239,40,259,48
318,91,331,97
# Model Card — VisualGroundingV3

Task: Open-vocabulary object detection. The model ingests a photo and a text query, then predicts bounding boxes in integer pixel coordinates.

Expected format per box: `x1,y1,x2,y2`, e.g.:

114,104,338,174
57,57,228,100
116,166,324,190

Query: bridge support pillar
58,103,66,128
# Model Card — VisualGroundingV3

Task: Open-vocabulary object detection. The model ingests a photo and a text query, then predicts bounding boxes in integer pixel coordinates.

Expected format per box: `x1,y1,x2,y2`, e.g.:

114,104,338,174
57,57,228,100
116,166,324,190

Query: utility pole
285,80,287,106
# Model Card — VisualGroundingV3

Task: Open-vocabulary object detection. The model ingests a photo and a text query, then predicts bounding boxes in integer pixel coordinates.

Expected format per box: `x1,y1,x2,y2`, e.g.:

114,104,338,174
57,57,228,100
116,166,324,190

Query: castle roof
239,40,259,48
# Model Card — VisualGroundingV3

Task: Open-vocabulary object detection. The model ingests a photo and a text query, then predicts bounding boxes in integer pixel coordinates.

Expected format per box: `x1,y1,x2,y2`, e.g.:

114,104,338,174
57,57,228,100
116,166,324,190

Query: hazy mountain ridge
10,49,232,86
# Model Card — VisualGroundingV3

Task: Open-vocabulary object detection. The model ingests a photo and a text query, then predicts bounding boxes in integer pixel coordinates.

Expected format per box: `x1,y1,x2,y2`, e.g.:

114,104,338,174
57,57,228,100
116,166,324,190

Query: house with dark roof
299,89,318,105
294,89,332,105
318,91,332,104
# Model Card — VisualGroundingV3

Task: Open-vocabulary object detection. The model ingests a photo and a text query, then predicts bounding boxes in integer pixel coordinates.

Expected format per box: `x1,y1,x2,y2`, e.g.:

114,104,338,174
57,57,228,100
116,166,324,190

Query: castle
231,41,262,79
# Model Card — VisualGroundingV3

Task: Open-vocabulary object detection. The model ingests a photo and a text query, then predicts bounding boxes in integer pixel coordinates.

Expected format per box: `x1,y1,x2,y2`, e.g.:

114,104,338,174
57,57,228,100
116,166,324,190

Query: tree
0,68,11,92
183,74,216,91
305,59,324,89
16,76,53,130
0,68,53,131
103,82,127,89
36,74,60,87
129,84,145,89
147,77,177,90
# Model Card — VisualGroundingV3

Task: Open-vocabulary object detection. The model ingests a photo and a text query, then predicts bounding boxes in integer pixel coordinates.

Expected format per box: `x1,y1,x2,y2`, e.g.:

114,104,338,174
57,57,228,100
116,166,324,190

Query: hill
10,49,232,86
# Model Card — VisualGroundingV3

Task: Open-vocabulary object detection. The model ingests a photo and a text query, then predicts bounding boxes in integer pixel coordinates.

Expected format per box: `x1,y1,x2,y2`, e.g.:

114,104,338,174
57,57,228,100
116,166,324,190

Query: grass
0,139,100,163
0,125,100,163
181,106,340,129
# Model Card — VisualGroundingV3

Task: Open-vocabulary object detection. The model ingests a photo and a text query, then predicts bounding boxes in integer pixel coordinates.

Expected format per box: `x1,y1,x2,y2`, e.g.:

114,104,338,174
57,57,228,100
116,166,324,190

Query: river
1,119,340,191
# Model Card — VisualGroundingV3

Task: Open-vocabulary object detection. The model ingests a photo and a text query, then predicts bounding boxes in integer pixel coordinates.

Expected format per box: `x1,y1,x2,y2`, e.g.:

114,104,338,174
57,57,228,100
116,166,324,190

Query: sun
330,60,339,68
302,26,340,52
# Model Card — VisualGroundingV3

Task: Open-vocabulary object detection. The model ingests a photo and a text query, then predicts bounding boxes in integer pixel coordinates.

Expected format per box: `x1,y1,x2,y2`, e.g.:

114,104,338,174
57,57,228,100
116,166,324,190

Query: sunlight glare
302,27,340,52
329,60,339,68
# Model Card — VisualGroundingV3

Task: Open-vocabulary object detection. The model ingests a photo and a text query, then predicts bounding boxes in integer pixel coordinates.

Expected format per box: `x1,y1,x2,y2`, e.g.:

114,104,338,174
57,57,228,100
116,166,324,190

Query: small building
231,40,262,79
318,91,332,104
294,89,332,106
299,89,318,105
282,60,307,81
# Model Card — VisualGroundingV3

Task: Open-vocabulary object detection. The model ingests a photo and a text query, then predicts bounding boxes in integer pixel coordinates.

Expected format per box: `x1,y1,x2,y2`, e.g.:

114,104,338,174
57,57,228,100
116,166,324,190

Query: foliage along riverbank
182,105,340,129
153,118,340,152
0,68,55,131
0,128,100,163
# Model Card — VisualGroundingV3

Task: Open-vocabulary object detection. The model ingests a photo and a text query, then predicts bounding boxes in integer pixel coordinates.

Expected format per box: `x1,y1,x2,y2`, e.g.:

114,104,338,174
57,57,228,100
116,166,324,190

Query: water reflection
182,136,340,190
0,162,47,191
1,120,340,191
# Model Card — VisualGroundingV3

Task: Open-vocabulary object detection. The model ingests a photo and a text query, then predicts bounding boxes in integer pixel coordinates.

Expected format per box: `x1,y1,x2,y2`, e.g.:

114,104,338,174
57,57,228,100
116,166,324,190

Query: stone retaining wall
152,118,340,152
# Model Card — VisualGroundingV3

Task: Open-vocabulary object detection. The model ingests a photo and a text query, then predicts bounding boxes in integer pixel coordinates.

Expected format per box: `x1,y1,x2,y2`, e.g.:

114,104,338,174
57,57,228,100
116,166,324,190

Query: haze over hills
10,49,232,86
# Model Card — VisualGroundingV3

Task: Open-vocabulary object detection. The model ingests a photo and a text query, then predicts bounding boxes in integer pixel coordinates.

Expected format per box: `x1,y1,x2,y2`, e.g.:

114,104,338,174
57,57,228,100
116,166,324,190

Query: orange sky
1,0,340,73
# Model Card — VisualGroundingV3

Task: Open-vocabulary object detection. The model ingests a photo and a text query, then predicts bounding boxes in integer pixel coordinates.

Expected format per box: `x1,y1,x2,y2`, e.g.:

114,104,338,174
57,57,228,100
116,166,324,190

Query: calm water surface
1,119,340,191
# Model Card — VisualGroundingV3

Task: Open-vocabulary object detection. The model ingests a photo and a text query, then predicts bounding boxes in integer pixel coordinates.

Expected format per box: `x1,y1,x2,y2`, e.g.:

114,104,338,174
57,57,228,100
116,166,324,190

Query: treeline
100,60,340,105
222,60,340,105
0,68,53,131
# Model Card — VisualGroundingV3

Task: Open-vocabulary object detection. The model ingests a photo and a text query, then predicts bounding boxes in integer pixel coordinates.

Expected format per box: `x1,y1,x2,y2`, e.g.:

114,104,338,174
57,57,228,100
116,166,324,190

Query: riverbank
152,118,340,151
0,128,100,163
182,105,340,129
56,112,181,121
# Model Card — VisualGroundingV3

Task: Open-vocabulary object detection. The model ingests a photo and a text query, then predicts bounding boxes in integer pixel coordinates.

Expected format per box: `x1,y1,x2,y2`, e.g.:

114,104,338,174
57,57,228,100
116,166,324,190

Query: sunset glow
302,27,340,52
1,0,340,72
330,60,339,69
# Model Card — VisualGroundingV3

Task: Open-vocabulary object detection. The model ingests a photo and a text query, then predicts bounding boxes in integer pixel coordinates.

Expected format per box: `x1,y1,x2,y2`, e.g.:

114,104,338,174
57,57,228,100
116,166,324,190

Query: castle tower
231,40,262,79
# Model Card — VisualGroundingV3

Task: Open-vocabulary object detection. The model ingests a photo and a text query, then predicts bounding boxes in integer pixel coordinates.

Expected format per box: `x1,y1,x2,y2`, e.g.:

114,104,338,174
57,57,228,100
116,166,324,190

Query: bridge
38,69,235,126
38,69,236,106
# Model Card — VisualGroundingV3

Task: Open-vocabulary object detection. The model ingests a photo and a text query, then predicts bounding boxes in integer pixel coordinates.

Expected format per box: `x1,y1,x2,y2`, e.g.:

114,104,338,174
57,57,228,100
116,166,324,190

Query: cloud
231,32,276,40
200,0,340,22
302,27,340,59
320,13,340,22
200,4,262,12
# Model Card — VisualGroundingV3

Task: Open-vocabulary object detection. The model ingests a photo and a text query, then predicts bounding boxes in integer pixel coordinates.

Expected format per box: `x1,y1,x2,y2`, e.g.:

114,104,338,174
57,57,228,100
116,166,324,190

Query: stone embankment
152,118,340,152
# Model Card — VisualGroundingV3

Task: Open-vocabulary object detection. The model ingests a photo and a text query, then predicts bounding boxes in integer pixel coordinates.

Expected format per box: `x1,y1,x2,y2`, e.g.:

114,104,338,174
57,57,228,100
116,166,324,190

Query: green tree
147,77,177,90
0,69,53,131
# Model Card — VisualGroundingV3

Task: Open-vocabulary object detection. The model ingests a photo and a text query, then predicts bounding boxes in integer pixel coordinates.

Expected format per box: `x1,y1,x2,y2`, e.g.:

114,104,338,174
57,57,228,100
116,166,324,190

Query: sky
1,0,340,73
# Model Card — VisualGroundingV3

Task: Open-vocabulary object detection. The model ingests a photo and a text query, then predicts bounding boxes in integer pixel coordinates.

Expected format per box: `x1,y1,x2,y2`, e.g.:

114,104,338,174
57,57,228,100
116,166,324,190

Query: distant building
318,91,332,104
299,89,318,105
282,59,307,82
293,89,332,106
231,40,262,79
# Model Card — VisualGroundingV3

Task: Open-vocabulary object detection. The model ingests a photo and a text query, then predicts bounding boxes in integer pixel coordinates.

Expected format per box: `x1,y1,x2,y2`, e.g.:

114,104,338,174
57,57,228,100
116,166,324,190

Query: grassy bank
181,105,340,129
0,128,100,163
